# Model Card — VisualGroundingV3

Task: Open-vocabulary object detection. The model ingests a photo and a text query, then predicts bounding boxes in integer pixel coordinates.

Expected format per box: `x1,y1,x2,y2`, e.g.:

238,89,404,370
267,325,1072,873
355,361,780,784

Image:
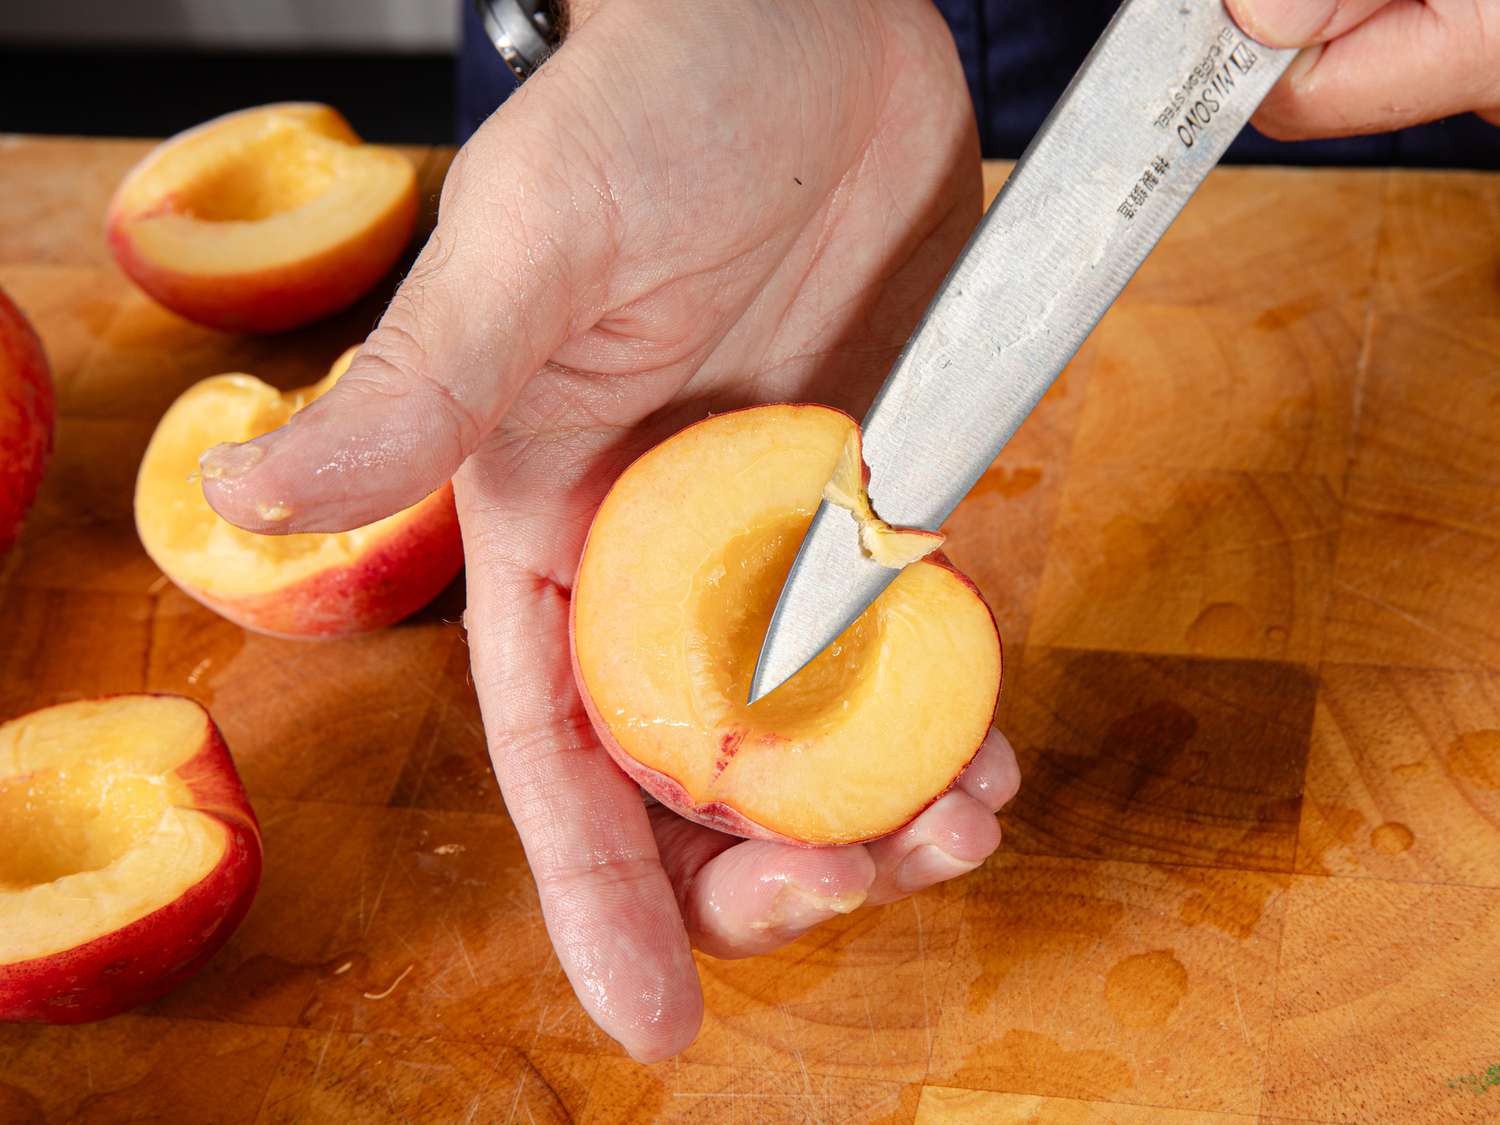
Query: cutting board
1,137,1498,1124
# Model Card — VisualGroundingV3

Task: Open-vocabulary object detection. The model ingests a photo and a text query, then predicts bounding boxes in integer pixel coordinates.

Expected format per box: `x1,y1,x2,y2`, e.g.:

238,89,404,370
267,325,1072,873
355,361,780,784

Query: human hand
1228,0,1500,138
198,0,1019,1060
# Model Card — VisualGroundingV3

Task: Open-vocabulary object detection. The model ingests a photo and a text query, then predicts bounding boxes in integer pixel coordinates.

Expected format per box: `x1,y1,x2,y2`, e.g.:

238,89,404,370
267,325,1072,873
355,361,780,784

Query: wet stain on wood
946,1029,1133,1101
1185,602,1257,654
1449,730,1500,789
972,465,1043,500
1104,949,1188,1028
1296,800,1368,874
1171,867,1290,940
966,893,1126,1014
1370,822,1415,854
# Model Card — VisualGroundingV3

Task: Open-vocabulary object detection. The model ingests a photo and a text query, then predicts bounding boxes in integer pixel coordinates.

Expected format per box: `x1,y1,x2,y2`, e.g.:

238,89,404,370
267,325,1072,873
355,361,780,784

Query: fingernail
896,845,983,894
199,441,265,481
756,884,867,935
962,729,1022,812
1234,0,1334,46
1283,44,1323,89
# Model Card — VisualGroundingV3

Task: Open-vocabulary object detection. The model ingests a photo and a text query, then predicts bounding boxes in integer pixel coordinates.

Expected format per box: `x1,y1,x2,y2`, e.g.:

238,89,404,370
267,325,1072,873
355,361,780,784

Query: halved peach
0,285,55,556
134,347,463,637
0,695,261,1023
106,103,418,332
570,405,1002,846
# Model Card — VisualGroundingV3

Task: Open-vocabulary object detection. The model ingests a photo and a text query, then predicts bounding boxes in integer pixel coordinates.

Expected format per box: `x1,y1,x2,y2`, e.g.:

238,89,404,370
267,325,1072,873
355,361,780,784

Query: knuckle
406,226,457,290
353,306,487,456
534,853,660,902
487,710,595,775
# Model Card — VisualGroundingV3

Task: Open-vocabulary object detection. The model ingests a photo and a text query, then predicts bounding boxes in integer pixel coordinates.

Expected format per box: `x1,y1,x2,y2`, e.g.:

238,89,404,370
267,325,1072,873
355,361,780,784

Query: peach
0,285,55,556
570,405,1002,846
106,103,418,333
134,347,463,637
0,695,261,1023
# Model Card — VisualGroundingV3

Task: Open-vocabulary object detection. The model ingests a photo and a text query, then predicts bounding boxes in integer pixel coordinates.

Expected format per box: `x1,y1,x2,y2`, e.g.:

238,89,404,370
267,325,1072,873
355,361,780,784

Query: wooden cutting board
1,137,1498,1124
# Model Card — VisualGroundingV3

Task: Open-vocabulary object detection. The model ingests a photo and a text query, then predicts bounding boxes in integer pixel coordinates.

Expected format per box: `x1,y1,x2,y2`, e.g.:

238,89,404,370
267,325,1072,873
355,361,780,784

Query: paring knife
748,0,1295,703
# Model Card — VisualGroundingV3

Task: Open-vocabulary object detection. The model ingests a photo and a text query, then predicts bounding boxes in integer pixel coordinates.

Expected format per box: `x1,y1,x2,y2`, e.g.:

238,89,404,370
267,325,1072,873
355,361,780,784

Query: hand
1228,0,1500,138
199,0,1020,1061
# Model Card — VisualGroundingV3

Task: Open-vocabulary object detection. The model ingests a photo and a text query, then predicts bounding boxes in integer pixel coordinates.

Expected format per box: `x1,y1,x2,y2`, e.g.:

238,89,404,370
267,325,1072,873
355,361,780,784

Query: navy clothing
458,0,1497,167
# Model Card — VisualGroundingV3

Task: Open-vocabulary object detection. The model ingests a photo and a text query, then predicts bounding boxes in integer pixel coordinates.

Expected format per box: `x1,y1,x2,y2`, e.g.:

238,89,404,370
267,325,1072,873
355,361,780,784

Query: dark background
2,1,1496,167
0,47,455,144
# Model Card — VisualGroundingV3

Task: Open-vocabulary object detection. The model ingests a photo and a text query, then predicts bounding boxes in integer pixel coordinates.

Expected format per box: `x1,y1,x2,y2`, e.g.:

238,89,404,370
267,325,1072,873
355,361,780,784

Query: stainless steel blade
749,0,1294,703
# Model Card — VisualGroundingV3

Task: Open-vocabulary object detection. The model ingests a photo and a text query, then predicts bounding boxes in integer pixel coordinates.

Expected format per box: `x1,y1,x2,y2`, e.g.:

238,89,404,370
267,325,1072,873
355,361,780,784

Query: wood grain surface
1,138,1498,1123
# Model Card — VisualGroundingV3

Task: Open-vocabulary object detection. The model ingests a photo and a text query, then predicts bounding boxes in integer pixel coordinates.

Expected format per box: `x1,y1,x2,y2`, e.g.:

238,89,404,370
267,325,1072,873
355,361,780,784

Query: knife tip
746,626,814,706
744,659,783,707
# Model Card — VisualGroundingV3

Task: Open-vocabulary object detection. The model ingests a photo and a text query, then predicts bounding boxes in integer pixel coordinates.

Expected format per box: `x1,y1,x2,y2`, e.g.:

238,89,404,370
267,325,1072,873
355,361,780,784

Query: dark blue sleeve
459,0,1499,168
937,0,1498,169
456,0,521,142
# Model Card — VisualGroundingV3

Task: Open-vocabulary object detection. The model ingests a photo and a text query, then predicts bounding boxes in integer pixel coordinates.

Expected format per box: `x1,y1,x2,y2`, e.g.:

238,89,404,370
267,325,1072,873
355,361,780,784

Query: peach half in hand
134,348,463,638
570,405,1002,846
0,696,261,1023
0,285,54,556
107,103,418,332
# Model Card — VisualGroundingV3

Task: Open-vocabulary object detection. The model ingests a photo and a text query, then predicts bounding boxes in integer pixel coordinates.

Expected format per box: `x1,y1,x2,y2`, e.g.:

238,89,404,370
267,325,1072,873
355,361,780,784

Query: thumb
200,79,616,534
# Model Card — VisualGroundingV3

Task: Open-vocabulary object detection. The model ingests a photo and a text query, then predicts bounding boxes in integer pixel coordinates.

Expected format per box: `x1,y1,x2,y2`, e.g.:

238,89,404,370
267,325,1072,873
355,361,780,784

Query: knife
748,0,1296,703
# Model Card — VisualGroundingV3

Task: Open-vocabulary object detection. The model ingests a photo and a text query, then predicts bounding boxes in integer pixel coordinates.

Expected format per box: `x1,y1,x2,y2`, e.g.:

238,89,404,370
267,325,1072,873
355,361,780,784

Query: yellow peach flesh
573,405,1001,845
822,429,946,568
111,103,414,278
0,697,225,963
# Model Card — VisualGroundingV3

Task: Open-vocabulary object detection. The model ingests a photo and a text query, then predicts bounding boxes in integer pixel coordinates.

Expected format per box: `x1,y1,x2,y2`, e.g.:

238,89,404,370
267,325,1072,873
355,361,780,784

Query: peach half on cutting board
570,405,1002,846
0,696,261,1023
107,102,418,332
134,347,463,638
0,284,55,557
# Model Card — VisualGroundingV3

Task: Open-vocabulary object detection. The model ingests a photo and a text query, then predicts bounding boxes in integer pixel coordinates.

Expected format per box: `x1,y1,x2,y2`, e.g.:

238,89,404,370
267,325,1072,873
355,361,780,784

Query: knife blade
748,0,1295,704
